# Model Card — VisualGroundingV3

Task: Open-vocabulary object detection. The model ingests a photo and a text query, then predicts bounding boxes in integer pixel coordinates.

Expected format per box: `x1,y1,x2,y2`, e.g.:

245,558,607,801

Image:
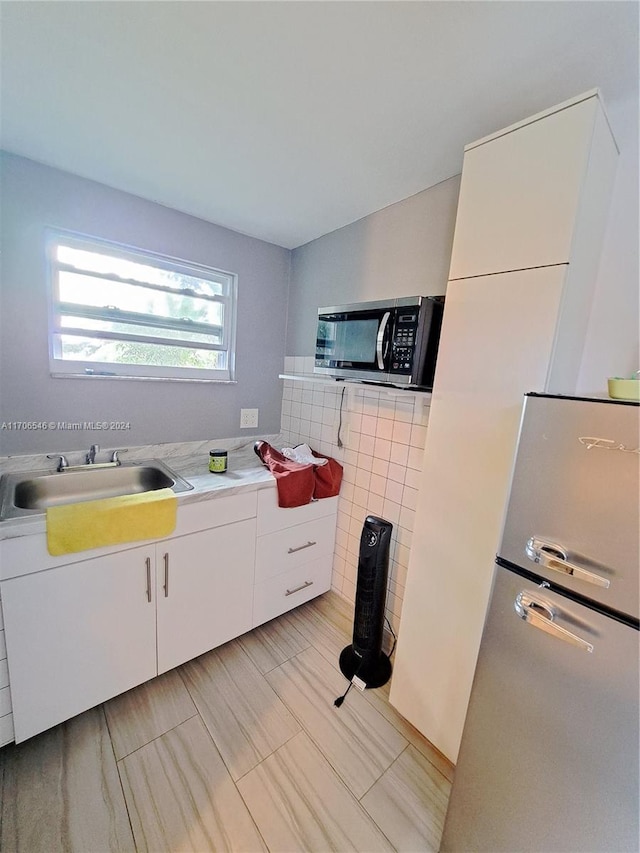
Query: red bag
311,450,344,499
254,442,343,508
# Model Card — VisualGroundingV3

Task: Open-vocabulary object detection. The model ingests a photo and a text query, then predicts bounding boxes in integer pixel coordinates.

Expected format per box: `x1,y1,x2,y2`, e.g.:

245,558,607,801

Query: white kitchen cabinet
391,267,566,761
391,91,619,764
0,591,13,746
1,545,157,743
156,518,256,674
253,489,337,627
448,91,618,280
0,485,339,744
0,491,259,742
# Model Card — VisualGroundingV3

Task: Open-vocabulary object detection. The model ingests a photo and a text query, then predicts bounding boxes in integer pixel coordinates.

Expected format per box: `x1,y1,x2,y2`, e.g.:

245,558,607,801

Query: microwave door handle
376,312,391,369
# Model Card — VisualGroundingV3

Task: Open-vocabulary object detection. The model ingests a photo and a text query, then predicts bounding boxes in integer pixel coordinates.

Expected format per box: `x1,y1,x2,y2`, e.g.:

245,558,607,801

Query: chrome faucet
86,444,100,464
47,454,69,472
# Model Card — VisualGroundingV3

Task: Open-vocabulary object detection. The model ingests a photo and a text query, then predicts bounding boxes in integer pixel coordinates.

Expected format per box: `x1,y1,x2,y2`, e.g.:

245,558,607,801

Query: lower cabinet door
1,546,157,743
156,518,256,674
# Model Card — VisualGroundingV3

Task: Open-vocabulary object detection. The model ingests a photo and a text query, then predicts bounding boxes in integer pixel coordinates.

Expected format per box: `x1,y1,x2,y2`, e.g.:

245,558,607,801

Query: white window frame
46,229,237,382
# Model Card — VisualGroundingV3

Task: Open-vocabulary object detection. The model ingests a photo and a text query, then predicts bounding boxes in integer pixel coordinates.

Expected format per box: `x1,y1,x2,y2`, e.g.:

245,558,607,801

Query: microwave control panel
390,311,418,372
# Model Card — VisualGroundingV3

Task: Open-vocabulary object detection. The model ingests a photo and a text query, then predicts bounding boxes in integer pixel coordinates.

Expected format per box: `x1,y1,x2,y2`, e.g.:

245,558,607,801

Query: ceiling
1,1,637,250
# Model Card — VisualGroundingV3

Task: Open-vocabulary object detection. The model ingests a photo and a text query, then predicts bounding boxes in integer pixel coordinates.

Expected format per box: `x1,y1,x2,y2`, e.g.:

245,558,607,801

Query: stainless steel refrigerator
441,393,639,852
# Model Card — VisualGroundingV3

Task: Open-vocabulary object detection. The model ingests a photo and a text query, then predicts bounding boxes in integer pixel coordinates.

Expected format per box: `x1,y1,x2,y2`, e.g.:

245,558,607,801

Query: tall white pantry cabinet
390,91,619,763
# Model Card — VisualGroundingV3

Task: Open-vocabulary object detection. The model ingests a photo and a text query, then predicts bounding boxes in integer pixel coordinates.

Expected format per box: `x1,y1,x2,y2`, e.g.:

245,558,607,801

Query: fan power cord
334,672,367,708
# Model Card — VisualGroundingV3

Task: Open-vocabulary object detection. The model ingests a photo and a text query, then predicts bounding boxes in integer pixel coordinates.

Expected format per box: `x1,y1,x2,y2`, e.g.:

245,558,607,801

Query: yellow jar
209,449,228,473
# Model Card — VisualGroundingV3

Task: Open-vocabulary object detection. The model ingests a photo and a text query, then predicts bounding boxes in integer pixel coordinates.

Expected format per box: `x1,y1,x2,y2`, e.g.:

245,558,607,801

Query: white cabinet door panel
156,519,256,674
1,546,157,743
390,266,566,762
448,96,597,280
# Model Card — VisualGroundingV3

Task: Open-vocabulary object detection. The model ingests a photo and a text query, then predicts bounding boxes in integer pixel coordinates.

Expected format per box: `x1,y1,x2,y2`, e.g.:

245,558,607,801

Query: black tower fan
339,515,393,688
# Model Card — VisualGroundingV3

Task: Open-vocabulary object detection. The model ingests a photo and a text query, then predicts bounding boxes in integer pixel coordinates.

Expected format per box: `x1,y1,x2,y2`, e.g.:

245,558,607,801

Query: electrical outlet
240,408,259,429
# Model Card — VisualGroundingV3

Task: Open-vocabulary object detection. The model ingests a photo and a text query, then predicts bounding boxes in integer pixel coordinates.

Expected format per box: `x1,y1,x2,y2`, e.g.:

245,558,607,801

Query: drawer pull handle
288,540,317,555
285,580,314,597
163,552,169,598
145,557,152,603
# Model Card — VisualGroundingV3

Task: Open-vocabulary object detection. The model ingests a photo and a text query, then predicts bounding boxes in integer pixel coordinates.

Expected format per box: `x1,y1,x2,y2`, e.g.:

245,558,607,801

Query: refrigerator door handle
514,591,594,652
525,537,610,589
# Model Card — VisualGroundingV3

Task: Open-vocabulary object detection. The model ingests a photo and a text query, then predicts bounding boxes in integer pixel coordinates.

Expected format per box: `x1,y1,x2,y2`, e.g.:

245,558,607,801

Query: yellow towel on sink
46,488,177,556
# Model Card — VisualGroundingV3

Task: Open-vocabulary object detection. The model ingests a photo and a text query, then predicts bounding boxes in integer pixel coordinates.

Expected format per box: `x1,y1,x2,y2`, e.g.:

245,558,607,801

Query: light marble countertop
0,436,282,541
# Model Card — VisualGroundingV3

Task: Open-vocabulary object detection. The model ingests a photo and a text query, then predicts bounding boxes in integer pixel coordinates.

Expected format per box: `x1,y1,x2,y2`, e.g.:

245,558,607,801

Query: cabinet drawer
257,488,337,536
252,555,332,627
255,515,337,583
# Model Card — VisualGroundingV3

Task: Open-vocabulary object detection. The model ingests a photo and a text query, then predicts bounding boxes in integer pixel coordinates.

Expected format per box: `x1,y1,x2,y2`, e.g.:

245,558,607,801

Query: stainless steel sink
0,460,193,520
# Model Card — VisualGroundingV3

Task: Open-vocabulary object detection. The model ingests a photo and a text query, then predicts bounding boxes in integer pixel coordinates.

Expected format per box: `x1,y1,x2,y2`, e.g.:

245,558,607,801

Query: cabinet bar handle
163,552,169,597
145,557,152,602
287,540,317,555
285,580,313,597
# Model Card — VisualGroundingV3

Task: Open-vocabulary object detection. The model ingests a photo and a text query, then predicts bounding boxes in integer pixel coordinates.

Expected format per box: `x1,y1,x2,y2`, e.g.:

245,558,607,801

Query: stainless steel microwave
314,295,445,389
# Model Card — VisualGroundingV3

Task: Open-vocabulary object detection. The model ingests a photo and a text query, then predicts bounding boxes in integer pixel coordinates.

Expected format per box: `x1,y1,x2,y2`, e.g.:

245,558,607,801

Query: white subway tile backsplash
355,468,372,491
321,424,336,443
371,457,389,478
348,514,363,537
389,443,409,467
407,445,424,470
395,526,413,550
382,499,401,525
344,448,358,467
394,400,414,423
320,407,334,426
399,506,416,531
360,414,377,436
375,418,394,440
410,423,428,448
279,364,430,634
384,478,404,505
356,452,373,472
369,473,387,497
349,412,362,433
359,434,376,456
353,486,369,509
309,422,322,441
396,542,411,569
391,420,412,445
367,492,385,516
387,463,407,485
404,466,421,490
373,438,391,460
402,485,419,511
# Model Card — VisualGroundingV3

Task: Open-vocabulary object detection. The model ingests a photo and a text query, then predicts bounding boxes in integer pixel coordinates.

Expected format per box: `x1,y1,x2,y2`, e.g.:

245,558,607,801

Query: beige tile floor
0,591,453,853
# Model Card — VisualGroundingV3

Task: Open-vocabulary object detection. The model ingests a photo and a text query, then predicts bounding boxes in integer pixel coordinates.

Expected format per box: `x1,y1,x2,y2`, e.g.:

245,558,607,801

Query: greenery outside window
47,231,237,381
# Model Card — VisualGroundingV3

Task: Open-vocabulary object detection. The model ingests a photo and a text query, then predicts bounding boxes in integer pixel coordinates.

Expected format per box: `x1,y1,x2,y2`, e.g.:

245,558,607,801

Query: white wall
578,90,640,392
286,176,461,355
0,153,291,455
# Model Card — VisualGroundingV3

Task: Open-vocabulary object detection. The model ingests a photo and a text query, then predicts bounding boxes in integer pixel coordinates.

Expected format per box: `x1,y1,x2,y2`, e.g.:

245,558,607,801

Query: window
47,231,237,381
